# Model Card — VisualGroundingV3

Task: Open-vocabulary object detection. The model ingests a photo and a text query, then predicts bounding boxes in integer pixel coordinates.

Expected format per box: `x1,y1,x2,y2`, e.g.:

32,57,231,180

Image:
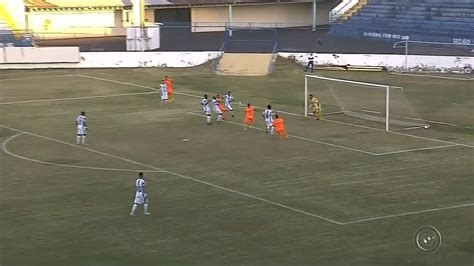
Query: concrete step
216,53,274,76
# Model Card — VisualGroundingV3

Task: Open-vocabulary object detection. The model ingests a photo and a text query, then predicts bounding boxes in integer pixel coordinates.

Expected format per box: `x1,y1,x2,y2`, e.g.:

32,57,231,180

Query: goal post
304,75,428,131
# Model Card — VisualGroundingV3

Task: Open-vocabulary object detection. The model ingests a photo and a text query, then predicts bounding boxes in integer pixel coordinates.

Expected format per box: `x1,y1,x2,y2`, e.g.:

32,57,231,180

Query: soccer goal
304,75,429,131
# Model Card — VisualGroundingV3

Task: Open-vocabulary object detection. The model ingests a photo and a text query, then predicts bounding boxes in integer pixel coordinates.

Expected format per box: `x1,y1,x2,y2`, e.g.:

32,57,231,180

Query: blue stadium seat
0,18,33,47
329,0,474,43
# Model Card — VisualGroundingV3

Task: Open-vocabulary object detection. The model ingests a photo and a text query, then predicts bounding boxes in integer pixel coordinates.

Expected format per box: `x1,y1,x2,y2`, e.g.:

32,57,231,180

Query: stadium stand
0,1,33,47
329,0,474,43
0,19,31,47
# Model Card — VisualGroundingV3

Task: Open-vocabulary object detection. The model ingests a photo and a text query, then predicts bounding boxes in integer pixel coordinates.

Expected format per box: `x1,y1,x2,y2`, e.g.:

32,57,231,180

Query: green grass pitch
0,59,473,265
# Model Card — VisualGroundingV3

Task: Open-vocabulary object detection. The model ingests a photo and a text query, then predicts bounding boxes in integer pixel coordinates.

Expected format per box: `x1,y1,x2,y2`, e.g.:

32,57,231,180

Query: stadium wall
0,50,222,68
0,50,471,72
190,2,337,32
27,10,124,39
279,53,473,72
0,47,80,63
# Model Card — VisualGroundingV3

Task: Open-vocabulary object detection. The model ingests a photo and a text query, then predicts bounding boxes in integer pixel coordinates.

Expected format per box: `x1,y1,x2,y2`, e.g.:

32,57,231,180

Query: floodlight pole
304,75,308,117
385,86,390,131
404,39,408,71
228,4,233,37
312,0,317,31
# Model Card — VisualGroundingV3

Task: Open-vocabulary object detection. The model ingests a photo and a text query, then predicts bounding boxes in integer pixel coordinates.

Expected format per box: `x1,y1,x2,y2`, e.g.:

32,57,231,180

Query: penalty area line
373,144,460,156
0,74,77,82
78,74,471,130
341,202,474,225
0,91,158,105
187,111,378,156
76,75,473,150
78,74,201,99
78,74,472,130
0,124,343,226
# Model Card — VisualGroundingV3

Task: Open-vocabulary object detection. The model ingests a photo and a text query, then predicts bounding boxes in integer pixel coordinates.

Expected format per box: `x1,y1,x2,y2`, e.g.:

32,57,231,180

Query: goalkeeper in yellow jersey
309,94,322,120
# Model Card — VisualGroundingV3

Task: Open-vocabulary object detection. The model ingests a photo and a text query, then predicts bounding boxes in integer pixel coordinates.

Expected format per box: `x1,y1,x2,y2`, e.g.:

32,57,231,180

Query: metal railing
329,0,360,23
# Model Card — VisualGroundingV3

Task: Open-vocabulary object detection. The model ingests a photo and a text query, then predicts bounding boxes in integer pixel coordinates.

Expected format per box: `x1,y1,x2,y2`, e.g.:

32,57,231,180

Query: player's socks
270,127,275,135
206,116,211,124
81,136,86,145
130,204,138,216
76,136,81,144
144,204,151,215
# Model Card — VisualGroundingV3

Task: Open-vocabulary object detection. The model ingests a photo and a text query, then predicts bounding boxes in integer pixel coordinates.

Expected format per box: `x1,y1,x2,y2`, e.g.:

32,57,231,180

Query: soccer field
1,60,473,265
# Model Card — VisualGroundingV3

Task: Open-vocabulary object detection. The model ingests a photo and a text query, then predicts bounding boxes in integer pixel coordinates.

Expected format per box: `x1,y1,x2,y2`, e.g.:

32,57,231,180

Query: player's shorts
214,109,222,115
203,109,211,116
265,119,273,128
276,129,286,135
77,125,87,136
225,104,233,111
245,117,254,124
133,192,148,205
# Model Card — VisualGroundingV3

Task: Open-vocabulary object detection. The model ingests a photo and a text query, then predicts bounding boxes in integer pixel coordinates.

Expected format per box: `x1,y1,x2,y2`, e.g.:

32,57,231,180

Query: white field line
389,130,474,148
78,74,201,99
255,109,473,148
78,74,472,131
361,109,381,114
0,124,343,225
373,144,460,156
401,116,472,129
0,91,158,105
390,72,474,81
402,125,428,131
0,70,70,76
341,202,474,225
0,74,77,82
330,175,405,186
187,111,378,156
2,133,160,173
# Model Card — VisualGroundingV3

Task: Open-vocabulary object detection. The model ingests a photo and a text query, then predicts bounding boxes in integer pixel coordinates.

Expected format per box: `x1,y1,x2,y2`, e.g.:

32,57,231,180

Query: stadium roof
24,0,125,8
25,0,314,8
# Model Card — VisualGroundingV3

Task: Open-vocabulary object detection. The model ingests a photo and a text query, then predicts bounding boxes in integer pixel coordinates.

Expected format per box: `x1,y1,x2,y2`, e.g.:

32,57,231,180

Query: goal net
305,75,429,131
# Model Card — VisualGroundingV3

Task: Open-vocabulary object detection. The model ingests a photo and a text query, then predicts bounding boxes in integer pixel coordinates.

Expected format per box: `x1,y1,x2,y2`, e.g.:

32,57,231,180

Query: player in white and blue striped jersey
224,91,235,117
159,80,168,105
130,172,151,216
76,111,87,145
262,105,275,135
201,94,211,125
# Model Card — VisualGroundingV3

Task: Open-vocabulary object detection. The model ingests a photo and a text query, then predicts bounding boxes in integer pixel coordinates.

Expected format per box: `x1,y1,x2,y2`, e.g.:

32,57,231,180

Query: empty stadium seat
329,0,474,43
0,18,33,47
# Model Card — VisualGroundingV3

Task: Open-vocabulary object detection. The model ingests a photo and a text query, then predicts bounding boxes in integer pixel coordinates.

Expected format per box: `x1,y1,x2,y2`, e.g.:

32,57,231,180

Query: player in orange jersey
272,114,289,140
164,75,174,102
216,95,226,118
244,103,256,131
